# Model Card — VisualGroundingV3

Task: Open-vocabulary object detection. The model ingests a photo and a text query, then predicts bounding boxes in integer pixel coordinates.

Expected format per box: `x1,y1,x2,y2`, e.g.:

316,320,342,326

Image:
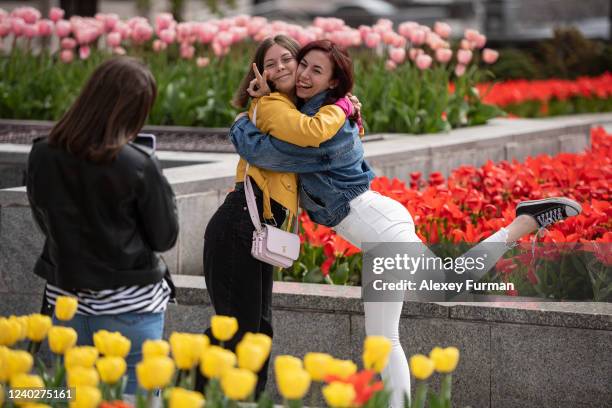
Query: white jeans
334,190,510,408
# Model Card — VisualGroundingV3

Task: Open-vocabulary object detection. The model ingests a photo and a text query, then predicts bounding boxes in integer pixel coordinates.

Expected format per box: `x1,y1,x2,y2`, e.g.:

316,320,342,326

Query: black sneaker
516,197,582,228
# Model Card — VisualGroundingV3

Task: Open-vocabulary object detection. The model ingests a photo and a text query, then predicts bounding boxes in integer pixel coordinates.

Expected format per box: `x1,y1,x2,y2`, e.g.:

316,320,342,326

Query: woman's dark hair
296,40,354,105
232,35,300,109
49,57,157,163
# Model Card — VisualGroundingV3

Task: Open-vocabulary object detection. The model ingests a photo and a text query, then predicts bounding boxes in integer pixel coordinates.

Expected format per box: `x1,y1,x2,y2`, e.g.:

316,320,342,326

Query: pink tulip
107,31,121,47
474,33,486,49
247,17,266,36
49,7,64,23
104,14,119,32
155,13,174,31
176,22,193,43
212,41,224,57
376,18,393,29
389,47,406,64
230,26,247,42
0,21,10,37
61,37,77,49
409,29,425,46
297,30,316,47
460,39,472,50
152,39,166,52
457,49,473,65
23,24,38,38
180,43,195,59
358,25,371,39
464,29,479,42
11,17,26,36
113,46,126,55
398,21,418,39
0,8,8,21
364,32,380,48
37,19,53,36
79,45,90,60
433,22,451,39
435,48,452,63
416,54,432,70
409,48,424,61
216,31,233,47
382,30,396,45
385,59,397,71
60,49,73,63
234,14,249,27
114,21,130,39
482,48,499,64
55,19,71,37
454,64,466,77
132,22,153,44
196,57,210,68
18,7,41,24
160,28,176,44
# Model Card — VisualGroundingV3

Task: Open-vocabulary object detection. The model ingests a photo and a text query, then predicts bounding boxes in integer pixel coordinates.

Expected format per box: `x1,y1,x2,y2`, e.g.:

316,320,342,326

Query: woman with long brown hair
27,56,178,394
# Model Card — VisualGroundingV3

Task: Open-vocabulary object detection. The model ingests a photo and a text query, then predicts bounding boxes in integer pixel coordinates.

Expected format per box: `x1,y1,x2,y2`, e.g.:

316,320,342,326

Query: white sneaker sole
516,197,582,217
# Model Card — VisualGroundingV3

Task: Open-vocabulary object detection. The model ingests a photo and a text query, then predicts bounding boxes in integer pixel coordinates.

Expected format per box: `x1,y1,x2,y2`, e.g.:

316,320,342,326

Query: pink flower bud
364,32,380,48
196,57,210,68
382,30,395,45
132,22,153,44
196,23,216,44
0,21,11,37
409,29,425,45
216,31,233,47
60,49,73,63
433,22,451,39
385,59,397,71
460,39,471,50
113,46,126,55
212,41,223,57
376,18,393,29
105,14,119,32
176,22,193,43
49,7,64,23
457,49,473,65
21,7,41,24
79,45,90,60
160,28,176,44
234,15,249,27
152,39,166,52
37,19,53,36
23,24,38,38
398,21,418,38
61,37,77,49
11,17,26,36
435,48,452,63
482,48,499,64
155,13,174,31
454,64,466,77
416,54,432,70
55,19,71,37
409,48,424,61
464,29,479,42
389,47,406,64
474,33,486,49
180,43,195,59
107,31,121,47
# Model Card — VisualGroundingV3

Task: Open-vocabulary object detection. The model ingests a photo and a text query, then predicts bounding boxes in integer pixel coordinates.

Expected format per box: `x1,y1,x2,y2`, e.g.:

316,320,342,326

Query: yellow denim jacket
234,92,345,221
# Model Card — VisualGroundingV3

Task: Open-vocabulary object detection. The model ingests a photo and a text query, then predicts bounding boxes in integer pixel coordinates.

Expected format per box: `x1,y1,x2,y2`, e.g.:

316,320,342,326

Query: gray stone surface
163,303,214,337
0,292,44,316
178,191,223,276
491,323,612,408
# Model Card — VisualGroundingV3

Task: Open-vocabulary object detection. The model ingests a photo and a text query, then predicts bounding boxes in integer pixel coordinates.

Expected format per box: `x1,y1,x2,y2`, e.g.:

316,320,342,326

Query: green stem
441,374,452,408
413,382,428,408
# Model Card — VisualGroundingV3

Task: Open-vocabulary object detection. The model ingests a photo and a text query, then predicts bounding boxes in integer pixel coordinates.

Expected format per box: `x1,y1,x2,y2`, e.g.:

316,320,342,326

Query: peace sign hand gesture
247,63,271,98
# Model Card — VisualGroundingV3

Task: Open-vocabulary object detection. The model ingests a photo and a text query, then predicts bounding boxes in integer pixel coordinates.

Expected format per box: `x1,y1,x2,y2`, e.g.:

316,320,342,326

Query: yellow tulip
96,356,127,384
274,355,302,373
0,384,4,407
67,367,99,388
48,326,78,354
26,314,52,342
322,381,356,408
8,350,33,377
276,367,311,400
0,346,10,382
409,354,435,380
168,387,205,408
221,367,257,400
9,374,44,404
142,339,170,359
0,317,23,346
9,316,28,342
429,346,460,373
326,359,357,380
304,352,333,381
69,385,101,408
170,333,209,370
65,346,99,369
236,340,267,373
242,333,272,358
211,315,238,342
200,345,236,379
136,356,175,390
94,330,130,358
55,296,78,321
363,336,392,373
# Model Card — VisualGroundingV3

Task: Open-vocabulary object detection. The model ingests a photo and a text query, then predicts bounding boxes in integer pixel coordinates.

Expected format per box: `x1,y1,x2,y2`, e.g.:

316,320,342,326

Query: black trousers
198,188,286,395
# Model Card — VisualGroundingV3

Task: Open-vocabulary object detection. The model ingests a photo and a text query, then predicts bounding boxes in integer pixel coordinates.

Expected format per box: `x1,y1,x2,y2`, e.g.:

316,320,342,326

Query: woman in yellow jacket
201,35,356,395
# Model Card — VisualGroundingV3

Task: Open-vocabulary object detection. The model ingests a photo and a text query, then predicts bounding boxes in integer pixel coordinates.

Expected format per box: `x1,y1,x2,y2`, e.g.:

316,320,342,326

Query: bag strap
244,163,264,232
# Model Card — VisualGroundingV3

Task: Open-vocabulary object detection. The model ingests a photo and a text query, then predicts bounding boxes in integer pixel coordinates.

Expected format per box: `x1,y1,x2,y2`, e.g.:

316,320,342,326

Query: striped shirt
45,278,172,316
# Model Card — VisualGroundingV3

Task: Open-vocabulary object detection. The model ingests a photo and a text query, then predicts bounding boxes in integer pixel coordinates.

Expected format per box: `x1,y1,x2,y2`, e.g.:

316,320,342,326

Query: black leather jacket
26,137,179,291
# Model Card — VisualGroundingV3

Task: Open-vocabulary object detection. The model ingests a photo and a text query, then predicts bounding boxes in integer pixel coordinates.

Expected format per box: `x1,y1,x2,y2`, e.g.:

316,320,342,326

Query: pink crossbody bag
244,164,300,268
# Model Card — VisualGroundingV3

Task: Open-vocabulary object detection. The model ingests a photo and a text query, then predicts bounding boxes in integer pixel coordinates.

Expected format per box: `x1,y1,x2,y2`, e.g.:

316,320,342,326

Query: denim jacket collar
300,91,329,116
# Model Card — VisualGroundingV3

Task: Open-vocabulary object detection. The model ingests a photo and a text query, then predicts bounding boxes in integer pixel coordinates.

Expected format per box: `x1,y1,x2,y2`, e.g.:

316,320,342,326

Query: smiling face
262,44,297,95
296,50,339,100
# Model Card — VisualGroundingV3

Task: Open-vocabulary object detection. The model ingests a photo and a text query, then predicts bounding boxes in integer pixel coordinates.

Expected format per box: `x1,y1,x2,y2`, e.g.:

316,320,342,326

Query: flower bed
0,7,502,133
285,127,612,301
0,300,462,408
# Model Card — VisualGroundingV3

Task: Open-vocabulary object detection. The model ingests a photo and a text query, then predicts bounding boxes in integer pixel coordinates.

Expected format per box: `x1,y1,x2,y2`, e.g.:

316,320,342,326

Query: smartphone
133,133,156,151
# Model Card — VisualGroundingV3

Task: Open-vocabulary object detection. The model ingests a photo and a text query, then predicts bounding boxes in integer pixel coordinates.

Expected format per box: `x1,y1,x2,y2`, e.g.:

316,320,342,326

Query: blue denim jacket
230,91,375,227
